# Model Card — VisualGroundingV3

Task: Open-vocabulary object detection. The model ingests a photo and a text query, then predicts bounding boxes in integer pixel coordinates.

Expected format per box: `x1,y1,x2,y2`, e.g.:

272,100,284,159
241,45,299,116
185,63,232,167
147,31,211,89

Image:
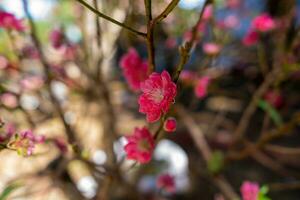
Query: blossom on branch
0,11,24,31
240,181,259,200
120,48,148,91
194,76,210,99
138,71,177,123
124,127,155,164
164,117,177,133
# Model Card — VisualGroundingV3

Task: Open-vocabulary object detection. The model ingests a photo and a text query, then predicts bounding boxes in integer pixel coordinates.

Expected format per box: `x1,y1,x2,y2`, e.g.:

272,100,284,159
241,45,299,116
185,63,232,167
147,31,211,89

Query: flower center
137,139,151,152
150,89,164,103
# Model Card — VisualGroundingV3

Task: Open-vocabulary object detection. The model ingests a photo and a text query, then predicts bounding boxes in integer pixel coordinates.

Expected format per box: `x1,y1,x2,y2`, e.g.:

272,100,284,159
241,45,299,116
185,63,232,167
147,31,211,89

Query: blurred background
0,0,300,199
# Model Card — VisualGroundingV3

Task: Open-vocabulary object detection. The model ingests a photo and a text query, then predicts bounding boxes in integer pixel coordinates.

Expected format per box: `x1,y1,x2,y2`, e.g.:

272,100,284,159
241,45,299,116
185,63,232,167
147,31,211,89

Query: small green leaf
208,151,224,174
258,185,271,200
258,99,283,126
0,183,21,200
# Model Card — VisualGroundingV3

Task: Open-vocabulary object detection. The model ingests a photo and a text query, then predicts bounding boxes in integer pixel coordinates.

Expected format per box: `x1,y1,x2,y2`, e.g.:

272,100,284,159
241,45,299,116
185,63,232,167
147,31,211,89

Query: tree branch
76,0,146,38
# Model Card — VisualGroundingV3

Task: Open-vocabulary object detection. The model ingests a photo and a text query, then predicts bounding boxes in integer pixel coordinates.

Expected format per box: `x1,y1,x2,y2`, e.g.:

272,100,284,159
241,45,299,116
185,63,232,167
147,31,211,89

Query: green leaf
257,99,283,126
0,183,21,200
208,151,224,174
258,185,271,200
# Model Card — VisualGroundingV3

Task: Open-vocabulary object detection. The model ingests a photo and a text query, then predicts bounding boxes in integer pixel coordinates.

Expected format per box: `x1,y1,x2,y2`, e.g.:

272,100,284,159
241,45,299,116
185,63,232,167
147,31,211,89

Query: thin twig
177,105,239,200
22,0,81,151
76,0,146,37
172,0,212,82
232,67,280,143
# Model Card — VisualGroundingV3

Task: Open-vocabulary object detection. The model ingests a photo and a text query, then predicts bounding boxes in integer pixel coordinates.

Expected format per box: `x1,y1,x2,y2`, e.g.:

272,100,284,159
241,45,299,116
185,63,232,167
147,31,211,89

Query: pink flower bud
251,13,276,32
203,42,221,55
243,31,259,46
194,76,211,99
264,90,283,108
50,29,65,49
164,117,177,132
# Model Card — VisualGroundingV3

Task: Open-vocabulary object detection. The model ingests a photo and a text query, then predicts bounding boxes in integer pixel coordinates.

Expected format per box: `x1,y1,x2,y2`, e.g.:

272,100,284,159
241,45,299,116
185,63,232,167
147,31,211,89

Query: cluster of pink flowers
120,48,148,91
138,70,177,123
243,13,276,46
240,181,259,200
156,173,175,193
0,11,24,32
124,127,155,163
8,130,45,156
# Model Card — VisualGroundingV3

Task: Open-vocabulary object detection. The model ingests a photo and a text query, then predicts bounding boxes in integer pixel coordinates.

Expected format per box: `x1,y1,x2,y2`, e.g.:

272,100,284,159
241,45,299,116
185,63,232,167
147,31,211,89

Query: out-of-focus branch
172,0,212,82
153,0,179,23
231,67,281,144
22,0,81,151
75,0,146,37
177,105,239,200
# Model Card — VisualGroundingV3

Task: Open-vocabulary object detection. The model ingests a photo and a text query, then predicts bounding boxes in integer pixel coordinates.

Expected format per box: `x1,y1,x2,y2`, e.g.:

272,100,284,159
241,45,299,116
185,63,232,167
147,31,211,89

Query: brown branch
76,0,146,38
176,105,239,200
153,0,179,23
231,67,281,144
172,0,212,82
22,0,81,151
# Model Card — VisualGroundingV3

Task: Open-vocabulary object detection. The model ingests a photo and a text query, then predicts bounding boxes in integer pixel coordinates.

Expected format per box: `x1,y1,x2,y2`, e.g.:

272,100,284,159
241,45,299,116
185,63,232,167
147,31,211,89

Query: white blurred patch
66,25,82,43
179,0,205,10
2,0,54,19
50,81,68,102
92,150,107,165
113,136,128,162
65,63,81,79
20,94,39,110
154,139,189,192
64,111,76,125
77,176,98,199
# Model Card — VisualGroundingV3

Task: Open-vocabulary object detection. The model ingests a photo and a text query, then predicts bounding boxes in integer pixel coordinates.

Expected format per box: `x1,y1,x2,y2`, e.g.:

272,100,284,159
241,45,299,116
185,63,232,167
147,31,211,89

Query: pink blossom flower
20,75,44,91
240,181,259,200
203,5,213,21
138,70,177,123
9,130,35,156
0,92,18,109
120,48,148,91
243,31,259,46
194,76,210,99
203,42,221,55
124,127,155,163
50,28,65,49
156,173,175,193
264,90,283,108
251,13,275,32
179,70,197,83
164,117,177,133
0,11,24,31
